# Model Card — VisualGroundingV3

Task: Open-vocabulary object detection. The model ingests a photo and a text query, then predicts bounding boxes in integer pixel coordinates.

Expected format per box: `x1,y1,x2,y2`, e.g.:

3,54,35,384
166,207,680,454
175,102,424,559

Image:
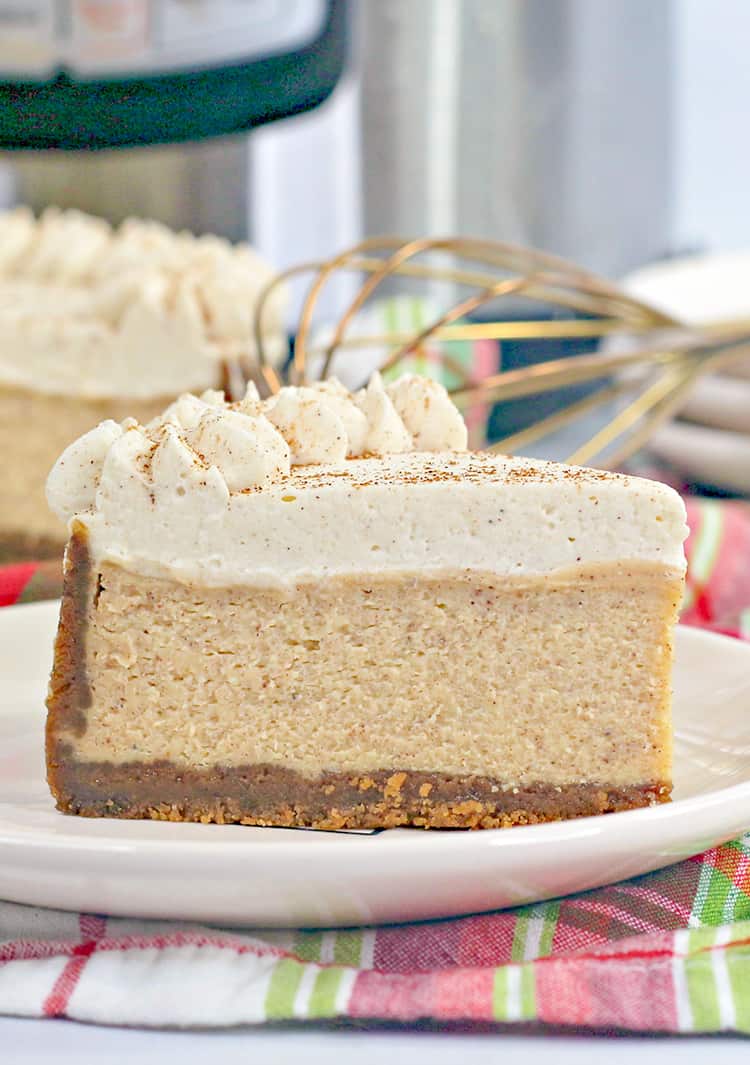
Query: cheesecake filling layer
48,551,681,789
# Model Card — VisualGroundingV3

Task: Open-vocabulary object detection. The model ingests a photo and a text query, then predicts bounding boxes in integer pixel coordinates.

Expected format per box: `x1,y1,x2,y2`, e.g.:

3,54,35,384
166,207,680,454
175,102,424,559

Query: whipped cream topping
0,206,286,399
49,372,467,507
47,373,687,587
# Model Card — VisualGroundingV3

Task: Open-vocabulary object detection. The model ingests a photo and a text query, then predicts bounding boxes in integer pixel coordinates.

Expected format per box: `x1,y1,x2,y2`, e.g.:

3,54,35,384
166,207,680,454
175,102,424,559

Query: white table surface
3,1018,748,1063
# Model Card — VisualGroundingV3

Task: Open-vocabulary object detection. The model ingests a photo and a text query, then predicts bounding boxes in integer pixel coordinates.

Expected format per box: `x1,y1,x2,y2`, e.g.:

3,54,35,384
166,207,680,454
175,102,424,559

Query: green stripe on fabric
723,882,743,926
689,926,722,951
293,931,323,962
441,330,473,391
702,869,734,926
332,930,363,967
492,966,509,1020
521,964,536,1019
727,943,750,1034
689,858,717,928
734,883,750,924
537,901,560,957
690,502,724,582
740,609,750,640
713,852,750,925
264,958,305,1020
510,902,560,962
682,501,723,613
684,929,721,1031
510,909,530,962
491,964,536,1021
308,967,345,1019
451,334,473,372
685,954,720,1031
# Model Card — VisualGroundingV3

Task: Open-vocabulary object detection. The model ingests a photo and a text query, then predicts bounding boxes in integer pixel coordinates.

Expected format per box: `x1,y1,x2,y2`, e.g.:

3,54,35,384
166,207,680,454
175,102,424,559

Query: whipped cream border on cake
0,206,286,399
47,373,688,586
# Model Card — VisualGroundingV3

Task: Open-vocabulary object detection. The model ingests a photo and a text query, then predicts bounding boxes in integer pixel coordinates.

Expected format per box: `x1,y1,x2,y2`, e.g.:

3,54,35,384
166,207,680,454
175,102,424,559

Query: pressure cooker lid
0,0,347,150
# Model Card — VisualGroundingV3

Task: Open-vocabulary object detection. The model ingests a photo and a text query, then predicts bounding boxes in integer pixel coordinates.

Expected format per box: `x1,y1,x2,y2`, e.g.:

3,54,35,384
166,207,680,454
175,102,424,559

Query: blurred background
1,0,749,499
3,1,743,306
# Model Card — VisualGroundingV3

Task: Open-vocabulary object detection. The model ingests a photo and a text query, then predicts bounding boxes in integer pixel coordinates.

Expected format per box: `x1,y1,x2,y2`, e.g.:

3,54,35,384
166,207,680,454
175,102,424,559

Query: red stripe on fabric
370,913,520,974
700,505,750,628
562,898,655,937
541,924,680,963
41,914,105,1017
79,914,107,939
535,954,678,1030
0,930,285,965
347,967,495,1022
693,588,714,624
734,853,750,896
535,958,592,1025
373,923,464,973
552,945,676,964
0,563,38,607
537,930,750,965
463,339,499,442
434,967,496,1021
612,884,693,926
91,931,281,956
456,913,518,968
42,948,94,1017
586,957,677,1031
347,970,440,1021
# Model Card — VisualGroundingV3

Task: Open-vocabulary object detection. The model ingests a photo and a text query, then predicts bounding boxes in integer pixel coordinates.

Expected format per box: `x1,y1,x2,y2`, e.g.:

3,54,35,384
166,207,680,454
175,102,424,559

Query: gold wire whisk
250,236,750,468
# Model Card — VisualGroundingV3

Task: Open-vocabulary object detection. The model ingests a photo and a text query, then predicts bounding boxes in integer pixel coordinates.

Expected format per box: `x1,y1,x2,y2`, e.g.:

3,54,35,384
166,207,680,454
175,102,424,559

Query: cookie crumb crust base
47,752,670,830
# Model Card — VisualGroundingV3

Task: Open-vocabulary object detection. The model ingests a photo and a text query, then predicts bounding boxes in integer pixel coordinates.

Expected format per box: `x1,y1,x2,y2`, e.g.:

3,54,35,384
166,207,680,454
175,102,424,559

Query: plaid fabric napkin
1,497,749,1033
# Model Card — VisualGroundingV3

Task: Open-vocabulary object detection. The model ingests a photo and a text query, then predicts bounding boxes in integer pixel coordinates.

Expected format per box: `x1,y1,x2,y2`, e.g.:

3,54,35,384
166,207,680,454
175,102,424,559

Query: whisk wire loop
250,236,749,468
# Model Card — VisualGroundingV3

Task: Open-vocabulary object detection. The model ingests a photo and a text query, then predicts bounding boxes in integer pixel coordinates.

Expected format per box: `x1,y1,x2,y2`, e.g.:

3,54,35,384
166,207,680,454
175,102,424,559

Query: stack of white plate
624,253,750,494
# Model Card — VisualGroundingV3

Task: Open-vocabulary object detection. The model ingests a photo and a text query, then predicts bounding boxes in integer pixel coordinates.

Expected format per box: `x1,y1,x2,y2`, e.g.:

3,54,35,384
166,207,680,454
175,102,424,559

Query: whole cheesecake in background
45,373,688,830
0,206,286,561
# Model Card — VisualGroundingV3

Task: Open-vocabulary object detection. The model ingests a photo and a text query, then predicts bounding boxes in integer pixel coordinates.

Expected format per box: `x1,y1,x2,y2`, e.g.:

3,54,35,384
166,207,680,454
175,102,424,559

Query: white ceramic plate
2,601,750,928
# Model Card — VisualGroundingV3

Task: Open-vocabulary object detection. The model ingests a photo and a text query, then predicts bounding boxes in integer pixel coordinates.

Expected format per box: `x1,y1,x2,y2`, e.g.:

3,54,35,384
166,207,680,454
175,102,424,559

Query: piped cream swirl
47,373,468,520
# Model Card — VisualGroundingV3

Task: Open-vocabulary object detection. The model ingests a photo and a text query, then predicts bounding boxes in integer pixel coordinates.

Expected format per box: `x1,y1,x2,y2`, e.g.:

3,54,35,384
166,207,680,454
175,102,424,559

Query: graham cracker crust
47,750,669,829
45,524,92,743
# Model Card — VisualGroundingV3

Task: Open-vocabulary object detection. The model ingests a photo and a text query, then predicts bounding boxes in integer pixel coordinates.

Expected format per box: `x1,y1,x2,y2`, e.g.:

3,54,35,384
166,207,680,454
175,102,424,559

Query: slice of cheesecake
0,206,286,560
45,374,688,829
